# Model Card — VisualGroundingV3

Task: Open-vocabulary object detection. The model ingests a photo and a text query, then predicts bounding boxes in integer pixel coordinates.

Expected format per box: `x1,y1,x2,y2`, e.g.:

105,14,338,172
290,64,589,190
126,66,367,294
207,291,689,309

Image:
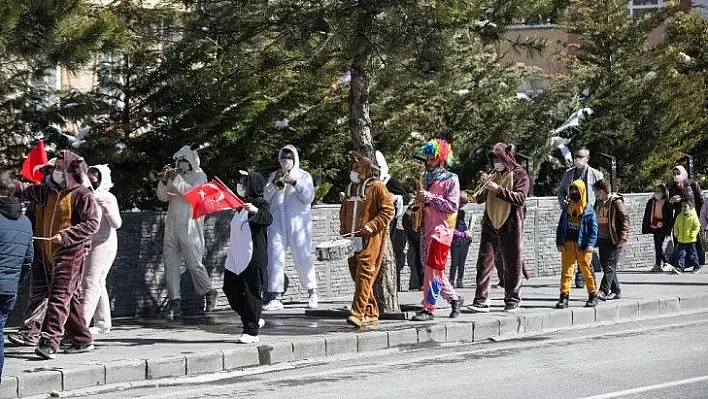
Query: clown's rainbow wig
420,139,453,168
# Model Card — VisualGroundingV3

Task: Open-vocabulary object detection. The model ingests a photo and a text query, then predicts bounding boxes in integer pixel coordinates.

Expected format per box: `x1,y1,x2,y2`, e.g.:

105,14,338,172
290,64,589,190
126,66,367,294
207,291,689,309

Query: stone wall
102,193,662,318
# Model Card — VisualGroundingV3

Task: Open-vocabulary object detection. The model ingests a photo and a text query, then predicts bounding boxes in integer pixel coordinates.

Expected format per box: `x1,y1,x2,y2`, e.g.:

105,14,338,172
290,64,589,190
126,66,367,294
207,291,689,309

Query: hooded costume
339,151,394,327
82,165,122,332
13,150,99,354
156,145,214,307
555,179,598,305
471,143,530,312
414,139,462,319
264,145,317,300
223,171,272,338
374,151,410,291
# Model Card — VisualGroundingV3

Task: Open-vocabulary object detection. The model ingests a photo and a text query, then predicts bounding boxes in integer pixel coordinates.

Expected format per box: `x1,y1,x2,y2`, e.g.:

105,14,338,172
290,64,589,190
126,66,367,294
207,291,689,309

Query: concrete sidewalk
3,269,708,398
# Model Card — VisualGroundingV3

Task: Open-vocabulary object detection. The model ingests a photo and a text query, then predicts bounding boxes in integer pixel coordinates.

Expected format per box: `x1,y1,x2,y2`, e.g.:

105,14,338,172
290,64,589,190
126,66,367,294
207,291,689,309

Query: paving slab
3,270,708,398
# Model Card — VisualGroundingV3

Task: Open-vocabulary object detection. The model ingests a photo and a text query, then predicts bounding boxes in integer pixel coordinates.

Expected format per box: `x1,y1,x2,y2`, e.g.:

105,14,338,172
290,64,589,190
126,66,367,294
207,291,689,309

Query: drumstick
341,231,361,238
33,236,53,241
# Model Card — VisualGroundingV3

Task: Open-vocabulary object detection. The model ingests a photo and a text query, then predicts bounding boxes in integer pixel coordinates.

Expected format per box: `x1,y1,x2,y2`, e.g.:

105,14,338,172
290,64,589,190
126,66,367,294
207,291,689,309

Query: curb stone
7,293,708,398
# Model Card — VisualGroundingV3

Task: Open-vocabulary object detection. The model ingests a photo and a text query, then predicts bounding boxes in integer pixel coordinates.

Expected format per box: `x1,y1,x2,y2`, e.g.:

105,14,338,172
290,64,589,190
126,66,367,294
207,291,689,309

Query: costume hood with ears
349,151,377,181
88,164,114,192
374,151,390,184
278,144,301,170
56,150,89,190
489,142,521,171
173,145,202,172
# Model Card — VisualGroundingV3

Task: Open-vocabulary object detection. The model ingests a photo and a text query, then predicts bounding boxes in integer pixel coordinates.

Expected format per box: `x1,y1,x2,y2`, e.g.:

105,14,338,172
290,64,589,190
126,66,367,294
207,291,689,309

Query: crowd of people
0,140,703,380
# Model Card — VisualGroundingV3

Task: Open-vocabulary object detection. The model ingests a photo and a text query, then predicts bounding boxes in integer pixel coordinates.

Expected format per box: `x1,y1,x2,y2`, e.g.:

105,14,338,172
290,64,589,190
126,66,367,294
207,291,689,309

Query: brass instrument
273,169,287,191
411,174,424,231
471,170,500,201
148,165,180,182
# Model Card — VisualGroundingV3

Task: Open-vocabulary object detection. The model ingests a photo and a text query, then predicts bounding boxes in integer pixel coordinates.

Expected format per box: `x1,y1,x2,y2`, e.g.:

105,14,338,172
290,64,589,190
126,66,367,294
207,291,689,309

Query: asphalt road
64,313,708,399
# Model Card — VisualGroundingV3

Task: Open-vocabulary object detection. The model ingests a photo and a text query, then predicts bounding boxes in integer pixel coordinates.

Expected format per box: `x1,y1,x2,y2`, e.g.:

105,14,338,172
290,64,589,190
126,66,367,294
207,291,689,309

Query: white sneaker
238,334,260,344
262,299,284,311
258,318,265,328
89,326,111,335
307,293,319,309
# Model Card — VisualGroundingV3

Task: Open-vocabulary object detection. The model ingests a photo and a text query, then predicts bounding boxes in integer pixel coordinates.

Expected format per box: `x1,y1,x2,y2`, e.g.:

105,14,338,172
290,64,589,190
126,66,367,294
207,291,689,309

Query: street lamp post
682,153,694,180
516,153,534,197
599,152,617,193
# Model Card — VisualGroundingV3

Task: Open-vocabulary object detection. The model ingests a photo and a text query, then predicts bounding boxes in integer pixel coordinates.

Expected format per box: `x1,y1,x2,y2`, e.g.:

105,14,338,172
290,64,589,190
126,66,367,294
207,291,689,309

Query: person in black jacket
642,184,674,272
667,165,704,265
450,191,472,288
403,177,424,290
0,172,34,379
222,171,273,344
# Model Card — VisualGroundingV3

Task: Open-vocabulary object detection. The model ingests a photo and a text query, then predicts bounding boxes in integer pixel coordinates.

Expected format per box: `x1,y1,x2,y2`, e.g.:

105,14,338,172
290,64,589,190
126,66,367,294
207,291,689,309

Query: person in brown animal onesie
469,143,530,313
11,150,99,360
339,151,395,328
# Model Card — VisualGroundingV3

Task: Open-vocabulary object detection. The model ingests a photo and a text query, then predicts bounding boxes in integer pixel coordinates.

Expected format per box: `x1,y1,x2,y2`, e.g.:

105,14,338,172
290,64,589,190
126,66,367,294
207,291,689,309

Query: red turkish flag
184,178,245,219
20,140,49,183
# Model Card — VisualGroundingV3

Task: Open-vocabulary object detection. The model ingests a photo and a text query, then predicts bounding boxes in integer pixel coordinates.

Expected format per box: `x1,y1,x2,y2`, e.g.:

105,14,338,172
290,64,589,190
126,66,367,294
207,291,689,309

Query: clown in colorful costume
339,151,394,328
411,139,463,322
469,143,530,314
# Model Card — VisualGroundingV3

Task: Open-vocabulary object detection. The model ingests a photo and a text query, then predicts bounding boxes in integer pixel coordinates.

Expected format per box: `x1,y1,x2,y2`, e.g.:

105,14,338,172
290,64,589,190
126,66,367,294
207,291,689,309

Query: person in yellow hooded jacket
555,180,599,309
672,199,701,274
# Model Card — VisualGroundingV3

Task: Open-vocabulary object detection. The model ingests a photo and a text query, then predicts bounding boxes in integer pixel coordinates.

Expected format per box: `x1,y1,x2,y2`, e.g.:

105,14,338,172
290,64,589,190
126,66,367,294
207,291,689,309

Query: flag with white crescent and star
184,178,245,219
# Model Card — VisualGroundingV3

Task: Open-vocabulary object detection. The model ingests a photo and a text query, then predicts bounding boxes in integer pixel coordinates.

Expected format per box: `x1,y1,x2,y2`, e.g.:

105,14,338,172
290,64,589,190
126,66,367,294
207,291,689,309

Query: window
628,0,667,18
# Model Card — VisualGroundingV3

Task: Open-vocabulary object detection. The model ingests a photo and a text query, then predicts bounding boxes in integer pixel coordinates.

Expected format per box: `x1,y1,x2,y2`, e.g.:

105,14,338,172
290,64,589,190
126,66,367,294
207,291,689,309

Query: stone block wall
101,193,662,317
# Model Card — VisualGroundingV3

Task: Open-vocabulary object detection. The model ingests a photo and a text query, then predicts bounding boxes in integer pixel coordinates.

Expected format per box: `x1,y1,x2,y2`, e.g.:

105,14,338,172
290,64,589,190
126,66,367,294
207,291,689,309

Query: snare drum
315,237,363,261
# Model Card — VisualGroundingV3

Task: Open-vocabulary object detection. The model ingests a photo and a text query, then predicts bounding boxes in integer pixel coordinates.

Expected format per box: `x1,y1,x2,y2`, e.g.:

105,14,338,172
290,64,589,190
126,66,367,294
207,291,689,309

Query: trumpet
148,165,179,182
273,169,288,191
471,170,500,200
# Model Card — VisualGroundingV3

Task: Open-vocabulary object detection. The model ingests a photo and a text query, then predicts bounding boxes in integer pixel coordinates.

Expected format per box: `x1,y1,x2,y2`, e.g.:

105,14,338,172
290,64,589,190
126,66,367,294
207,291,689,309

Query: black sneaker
7,334,36,347
64,343,95,354
692,267,702,274
469,301,491,313
673,266,684,275
60,337,72,349
585,293,598,308
504,303,520,313
205,289,218,312
606,292,621,300
597,291,608,302
450,297,464,318
35,340,57,360
555,293,569,309
412,310,435,321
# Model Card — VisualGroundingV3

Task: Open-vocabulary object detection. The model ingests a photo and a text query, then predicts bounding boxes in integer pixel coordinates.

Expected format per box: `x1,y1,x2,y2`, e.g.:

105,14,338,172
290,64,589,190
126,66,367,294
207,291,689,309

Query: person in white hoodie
82,165,122,335
263,145,317,310
223,171,272,344
156,145,217,320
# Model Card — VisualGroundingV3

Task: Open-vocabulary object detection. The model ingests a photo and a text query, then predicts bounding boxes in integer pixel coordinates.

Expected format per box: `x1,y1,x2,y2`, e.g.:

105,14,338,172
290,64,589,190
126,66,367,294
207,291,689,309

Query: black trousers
390,226,407,291
450,242,470,283
405,230,424,289
653,232,668,266
223,267,263,336
598,238,622,295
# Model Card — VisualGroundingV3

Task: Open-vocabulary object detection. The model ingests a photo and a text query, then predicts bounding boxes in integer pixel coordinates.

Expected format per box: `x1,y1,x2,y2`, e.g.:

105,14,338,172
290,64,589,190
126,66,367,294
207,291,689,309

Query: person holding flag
156,145,217,320
222,171,272,344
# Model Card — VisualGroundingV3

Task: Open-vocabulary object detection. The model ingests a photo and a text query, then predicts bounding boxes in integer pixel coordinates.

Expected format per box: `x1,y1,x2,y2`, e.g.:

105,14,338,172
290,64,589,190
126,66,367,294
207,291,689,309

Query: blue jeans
674,243,699,269
0,294,17,382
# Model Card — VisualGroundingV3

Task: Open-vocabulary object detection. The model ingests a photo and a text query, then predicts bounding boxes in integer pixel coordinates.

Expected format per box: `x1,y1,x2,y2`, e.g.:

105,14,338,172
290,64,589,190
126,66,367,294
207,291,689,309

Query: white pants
82,238,117,329
268,231,316,293
164,234,213,300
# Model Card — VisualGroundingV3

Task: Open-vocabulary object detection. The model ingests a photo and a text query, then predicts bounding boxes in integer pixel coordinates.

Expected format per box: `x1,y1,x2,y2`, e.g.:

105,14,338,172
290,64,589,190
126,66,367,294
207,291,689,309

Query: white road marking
580,375,708,398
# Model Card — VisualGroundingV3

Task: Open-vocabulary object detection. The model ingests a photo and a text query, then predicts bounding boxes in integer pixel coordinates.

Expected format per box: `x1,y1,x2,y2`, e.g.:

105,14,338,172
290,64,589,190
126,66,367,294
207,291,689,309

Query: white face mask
280,159,294,171
236,183,246,198
674,175,682,182
574,158,587,169
349,171,361,184
52,170,65,185
654,193,663,200
493,162,505,172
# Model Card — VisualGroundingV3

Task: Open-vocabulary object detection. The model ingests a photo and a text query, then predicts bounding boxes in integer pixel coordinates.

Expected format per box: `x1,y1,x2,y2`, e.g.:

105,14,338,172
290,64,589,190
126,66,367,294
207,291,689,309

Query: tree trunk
348,52,400,313
374,230,400,313
348,53,375,161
